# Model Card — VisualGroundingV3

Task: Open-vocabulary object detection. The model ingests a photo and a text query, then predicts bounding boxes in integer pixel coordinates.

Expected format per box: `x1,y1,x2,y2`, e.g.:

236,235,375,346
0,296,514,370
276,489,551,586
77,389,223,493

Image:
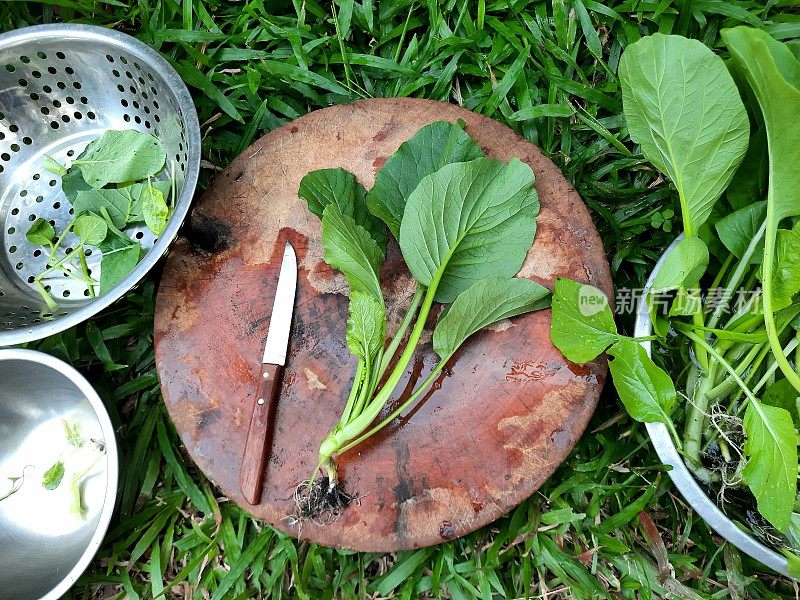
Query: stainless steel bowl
635,236,789,576
0,348,118,599
0,24,200,346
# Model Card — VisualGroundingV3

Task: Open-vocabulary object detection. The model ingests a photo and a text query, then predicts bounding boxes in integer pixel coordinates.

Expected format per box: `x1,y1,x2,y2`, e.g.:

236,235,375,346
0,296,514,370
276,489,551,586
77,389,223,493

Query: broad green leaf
42,460,65,490
727,128,768,210
74,130,167,188
607,338,677,429
550,278,619,364
763,378,800,427
61,168,92,203
73,189,131,229
26,218,55,246
43,155,67,176
724,27,800,225
651,236,709,292
619,33,749,236
299,168,387,252
399,157,538,303
771,226,800,310
715,201,766,262
142,186,169,236
366,120,483,239
321,204,384,303
433,277,551,361
74,214,108,247
345,291,386,361
742,399,797,532
100,241,142,294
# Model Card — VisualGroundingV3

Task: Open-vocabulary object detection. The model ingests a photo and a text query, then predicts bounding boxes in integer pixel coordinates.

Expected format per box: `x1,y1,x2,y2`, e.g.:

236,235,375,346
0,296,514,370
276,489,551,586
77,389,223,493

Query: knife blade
240,241,297,505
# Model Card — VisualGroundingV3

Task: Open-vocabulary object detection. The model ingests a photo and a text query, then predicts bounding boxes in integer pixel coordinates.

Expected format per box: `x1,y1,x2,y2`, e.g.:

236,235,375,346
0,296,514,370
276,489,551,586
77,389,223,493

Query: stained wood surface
154,98,613,551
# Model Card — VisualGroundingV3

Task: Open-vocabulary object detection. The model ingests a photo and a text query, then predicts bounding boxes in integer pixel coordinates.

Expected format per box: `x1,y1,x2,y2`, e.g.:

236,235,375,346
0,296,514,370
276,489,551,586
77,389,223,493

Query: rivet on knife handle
240,363,284,504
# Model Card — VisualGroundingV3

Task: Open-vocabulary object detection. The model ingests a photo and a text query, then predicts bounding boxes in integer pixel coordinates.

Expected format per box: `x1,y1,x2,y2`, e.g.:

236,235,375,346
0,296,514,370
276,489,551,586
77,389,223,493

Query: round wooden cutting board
154,98,613,551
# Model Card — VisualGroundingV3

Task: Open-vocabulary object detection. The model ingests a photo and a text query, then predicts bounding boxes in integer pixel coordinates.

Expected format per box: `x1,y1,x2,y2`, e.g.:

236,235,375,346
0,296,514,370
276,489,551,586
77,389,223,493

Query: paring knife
240,241,297,505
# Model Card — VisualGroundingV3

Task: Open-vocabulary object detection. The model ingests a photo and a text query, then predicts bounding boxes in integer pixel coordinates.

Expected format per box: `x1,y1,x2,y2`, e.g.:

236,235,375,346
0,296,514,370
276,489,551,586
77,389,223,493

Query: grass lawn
2,0,799,598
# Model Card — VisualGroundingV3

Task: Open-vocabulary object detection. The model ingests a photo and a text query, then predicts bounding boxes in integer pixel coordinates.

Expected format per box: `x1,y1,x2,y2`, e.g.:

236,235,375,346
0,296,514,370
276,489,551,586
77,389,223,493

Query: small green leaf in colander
74,214,108,247
72,130,167,188
26,218,56,247
142,184,169,236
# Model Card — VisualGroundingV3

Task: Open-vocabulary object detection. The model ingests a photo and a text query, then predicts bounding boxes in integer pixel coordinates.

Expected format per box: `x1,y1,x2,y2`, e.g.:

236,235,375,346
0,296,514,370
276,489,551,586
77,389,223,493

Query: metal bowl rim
0,347,119,599
635,234,789,576
0,23,201,347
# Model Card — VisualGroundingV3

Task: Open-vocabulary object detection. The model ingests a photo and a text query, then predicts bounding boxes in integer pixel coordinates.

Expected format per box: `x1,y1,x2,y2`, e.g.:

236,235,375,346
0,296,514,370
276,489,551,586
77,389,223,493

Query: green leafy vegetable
321,204,384,303
651,236,709,292
61,168,92,203
724,26,800,392
567,25,800,551
366,120,483,239
31,130,173,309
42,460,65,490
433,277,551,361
128,180,172,223
74,214,108,247
345,291,386,361
727,128,768,210
297,129,548,511
606,338,678,440
142,185,169,236
100,241,142,294
73,130,167,188
550,278,618,363
770,226,800,311
763,379,800,426
73,188,131,229
715,201,766,261
619,33,749,236
400,157,538,303
299,168,387,252
742,399,797,531
26,218,55,246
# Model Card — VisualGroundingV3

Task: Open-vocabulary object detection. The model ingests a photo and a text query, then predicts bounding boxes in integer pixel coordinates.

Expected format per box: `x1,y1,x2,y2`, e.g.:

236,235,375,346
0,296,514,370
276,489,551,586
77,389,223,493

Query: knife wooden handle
240,363,283,505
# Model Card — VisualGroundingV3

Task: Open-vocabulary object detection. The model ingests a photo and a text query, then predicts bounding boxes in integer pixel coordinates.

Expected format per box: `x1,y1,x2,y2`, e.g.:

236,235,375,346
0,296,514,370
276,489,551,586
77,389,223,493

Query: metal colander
0,24,200,346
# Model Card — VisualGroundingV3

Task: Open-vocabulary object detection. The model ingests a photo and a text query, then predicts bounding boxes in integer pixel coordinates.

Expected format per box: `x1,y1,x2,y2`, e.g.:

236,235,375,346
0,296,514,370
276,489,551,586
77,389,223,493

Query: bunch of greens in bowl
550,27,800,562
29,129,174,309
295,121,552,518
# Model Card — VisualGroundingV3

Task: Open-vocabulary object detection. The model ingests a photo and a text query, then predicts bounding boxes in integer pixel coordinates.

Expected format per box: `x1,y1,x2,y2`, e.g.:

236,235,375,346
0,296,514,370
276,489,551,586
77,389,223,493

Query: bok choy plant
550,28,800,562
295,121,551,517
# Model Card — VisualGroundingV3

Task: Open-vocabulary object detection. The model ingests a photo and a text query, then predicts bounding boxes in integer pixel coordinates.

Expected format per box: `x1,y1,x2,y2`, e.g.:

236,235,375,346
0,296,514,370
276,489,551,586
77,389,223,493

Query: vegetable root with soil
294,120,551,518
